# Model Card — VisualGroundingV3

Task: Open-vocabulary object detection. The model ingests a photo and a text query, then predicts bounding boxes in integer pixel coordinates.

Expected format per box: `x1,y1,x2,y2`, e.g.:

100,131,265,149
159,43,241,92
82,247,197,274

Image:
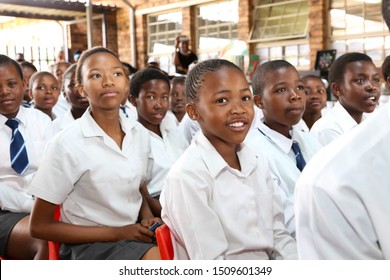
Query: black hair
382,55,390,81
75,46,122,85
121,61,138,76
130,67,170,98
62,64,77,91
171,76,186,86
252,60,295,97
19,61,38,72
185,59,242,102
29,71,57,90
0,54,24,80
328,52,373,85
302,74,325,85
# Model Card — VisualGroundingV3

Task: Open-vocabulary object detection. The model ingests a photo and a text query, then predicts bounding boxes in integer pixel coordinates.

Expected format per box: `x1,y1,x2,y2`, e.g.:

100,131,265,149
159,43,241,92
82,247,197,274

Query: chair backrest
48,205,61,260
155,224,174,260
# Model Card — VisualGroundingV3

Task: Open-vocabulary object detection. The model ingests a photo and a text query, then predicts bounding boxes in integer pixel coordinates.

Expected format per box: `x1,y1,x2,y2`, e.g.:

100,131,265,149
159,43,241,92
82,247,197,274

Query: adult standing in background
173,34,198,75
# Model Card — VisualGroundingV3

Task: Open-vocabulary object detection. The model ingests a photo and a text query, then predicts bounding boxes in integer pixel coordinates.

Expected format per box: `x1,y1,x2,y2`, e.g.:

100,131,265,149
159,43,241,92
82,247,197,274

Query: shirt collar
333,101,358,130
80,107,137,138
257,119,297,154
0,106,28,128
195,131,258,178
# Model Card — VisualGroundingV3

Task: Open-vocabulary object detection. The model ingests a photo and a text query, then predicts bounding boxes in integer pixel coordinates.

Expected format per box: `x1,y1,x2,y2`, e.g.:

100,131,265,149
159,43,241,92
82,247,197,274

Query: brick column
308,0,327,70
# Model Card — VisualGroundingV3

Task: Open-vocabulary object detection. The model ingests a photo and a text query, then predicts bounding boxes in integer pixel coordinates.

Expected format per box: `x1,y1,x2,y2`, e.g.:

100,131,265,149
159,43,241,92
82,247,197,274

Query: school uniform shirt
310,101,358,146
161,110,180,130
160,132,297,260
0,107,53,213
52,108,76,135
295,103,390,259
120,100,137,120
52,93,70,119
27,108,153,227
147,120,189,197
245,120,322,237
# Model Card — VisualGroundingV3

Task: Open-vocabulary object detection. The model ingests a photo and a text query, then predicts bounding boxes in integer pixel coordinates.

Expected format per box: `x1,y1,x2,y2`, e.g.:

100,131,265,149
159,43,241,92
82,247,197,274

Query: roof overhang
0,0,116,21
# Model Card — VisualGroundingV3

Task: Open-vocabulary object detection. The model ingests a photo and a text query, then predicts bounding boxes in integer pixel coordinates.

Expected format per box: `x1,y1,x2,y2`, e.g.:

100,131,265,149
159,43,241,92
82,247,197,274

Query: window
330,0,389,65
147,11,182,74
196,0,239,61
249,0,310,70
249,0,309,42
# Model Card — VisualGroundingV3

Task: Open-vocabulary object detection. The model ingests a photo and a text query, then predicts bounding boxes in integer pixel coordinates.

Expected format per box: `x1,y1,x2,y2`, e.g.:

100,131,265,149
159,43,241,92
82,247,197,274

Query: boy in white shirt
310,52,380,146
130,68,189,217
0,55,53,259
245,60,321,238
160,59,297,260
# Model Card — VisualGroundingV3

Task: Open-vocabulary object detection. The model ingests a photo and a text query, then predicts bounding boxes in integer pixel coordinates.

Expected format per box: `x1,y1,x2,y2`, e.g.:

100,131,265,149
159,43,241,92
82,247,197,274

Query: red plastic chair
48,205,61,260
155,224,174,260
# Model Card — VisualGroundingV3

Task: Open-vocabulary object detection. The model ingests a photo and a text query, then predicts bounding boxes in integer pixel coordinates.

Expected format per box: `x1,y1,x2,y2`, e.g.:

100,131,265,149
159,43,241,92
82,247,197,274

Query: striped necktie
5,119,29,174
291,140,306,172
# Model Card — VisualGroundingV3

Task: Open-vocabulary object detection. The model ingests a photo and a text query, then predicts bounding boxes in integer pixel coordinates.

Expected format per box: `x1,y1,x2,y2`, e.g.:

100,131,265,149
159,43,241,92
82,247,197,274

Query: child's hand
117,223,157,243
140,217,163,229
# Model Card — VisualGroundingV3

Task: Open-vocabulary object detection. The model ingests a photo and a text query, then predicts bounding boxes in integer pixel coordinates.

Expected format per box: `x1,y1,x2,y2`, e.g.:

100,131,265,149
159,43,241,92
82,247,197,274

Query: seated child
0,55,53,259
300,75,328,131
162,76,186,129
19,61,37,107
310,52,380,146
51,61,71,118
130,68,189,217
160,59,297,260
28,47,161,260
245,60,322,238
29,71,60,120
52,64,89,134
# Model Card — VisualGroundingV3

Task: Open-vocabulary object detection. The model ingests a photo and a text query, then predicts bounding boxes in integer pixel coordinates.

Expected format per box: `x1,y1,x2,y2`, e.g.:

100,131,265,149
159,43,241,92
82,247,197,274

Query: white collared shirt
310,101,358,146
295,103,390,259
147,121,189,197
160,132,297,260
161,110,180,130
52,108,75,135
245,120,322,236
0,107,53,212
28,108,152,226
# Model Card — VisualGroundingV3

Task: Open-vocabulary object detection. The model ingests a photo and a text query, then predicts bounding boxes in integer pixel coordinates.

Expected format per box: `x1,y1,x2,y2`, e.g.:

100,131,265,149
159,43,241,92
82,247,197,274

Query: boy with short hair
310,52,380,146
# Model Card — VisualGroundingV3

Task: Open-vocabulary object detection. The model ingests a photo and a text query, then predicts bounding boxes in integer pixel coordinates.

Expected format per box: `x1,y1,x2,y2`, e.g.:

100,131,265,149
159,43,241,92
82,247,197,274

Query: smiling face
0,63,25,119
303,76,327,114
254,66,306,137
78,52,128,113
187,66,254,151
30,74,60,111
332,60,380,119
132,79,170,135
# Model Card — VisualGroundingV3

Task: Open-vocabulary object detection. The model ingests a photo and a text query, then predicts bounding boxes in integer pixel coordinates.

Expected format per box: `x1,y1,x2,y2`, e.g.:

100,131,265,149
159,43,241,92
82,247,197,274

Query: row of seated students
0,48,389,260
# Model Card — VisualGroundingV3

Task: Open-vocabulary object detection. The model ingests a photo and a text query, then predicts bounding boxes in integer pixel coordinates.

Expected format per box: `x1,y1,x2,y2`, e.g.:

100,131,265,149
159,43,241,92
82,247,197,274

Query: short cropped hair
185,59,242,102
130,67,170,98
19,61,38,72
75,46,122,85
29,71,57,90
328,52,373,85
252,60,295,97
382,55,390,81
171,76,186,87
0,54,24,79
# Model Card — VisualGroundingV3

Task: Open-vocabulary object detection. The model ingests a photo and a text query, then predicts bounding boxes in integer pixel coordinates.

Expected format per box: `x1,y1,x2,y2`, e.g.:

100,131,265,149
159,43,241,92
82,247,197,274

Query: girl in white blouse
160,59,297,260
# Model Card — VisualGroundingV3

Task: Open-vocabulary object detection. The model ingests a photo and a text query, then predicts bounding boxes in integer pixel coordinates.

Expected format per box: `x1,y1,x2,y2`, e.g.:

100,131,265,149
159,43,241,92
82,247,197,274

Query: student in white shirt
0,55,53,259
160,59,297,260
310,52,380,146
295,102,390,259
28,47,161,260
162,76,186,130
245,60,321,238
129,68,189,217
52,64,89,134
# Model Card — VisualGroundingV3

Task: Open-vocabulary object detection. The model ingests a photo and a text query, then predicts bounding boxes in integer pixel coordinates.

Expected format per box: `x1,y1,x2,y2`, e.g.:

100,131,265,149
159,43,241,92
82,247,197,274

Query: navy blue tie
5,119,29,174
291,141,306,172
120,106,129,118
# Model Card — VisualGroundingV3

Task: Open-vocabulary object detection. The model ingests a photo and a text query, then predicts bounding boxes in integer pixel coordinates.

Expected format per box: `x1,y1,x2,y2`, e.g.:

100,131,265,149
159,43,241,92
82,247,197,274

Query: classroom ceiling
0,0,116,21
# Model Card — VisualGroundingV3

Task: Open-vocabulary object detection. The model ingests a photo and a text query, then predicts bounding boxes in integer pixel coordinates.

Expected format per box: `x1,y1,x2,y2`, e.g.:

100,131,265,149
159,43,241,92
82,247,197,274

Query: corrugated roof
0,0,116,21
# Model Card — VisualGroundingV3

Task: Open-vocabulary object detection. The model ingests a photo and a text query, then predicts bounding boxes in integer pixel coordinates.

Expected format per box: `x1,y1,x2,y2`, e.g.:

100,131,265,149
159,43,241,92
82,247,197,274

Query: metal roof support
85,0,94,48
